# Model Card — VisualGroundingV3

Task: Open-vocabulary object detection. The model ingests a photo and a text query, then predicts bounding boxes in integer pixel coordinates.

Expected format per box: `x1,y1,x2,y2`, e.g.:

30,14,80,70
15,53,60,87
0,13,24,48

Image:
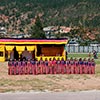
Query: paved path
0,90,100,100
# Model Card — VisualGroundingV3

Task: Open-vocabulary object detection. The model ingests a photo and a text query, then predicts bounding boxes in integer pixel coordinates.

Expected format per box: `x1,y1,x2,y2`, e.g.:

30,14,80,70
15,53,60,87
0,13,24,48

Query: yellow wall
36,56,66,61
0,56,5,62
36,46,66,61
0,45,5,62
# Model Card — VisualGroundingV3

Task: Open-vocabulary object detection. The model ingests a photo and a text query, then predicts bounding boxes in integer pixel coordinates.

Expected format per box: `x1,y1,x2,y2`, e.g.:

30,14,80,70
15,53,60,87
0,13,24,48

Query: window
0,52,3,57
37,45,64,56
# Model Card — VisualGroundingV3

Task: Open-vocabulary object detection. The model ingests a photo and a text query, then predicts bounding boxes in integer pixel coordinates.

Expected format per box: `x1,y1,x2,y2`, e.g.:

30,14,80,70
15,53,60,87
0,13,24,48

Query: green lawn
68,53,100,64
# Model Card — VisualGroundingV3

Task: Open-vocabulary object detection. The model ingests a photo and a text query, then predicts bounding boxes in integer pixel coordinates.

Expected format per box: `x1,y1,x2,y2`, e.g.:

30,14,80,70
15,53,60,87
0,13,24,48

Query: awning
16,46,25,52
6,46,14,51
0,39,68,45
0,45,4,51
26,46,35,52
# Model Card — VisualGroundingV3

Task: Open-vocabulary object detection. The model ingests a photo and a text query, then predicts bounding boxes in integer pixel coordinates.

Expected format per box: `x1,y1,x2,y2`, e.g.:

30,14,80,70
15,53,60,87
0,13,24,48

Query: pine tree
30,16,46,39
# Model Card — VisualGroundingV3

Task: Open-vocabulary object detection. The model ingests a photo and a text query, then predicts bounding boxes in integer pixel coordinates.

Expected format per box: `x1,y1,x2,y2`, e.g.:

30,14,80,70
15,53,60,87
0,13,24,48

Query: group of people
88,50,98,59
8,57,95,75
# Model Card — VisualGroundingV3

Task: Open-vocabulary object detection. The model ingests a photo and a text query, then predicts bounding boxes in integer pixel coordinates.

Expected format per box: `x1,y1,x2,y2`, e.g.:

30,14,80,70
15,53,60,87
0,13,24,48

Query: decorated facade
0,38,68,61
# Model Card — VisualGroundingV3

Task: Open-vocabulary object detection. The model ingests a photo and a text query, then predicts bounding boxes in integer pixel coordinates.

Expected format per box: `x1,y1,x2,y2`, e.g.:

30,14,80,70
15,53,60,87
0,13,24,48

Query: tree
95,34,100,42
68,28,79,39
30,16,46,38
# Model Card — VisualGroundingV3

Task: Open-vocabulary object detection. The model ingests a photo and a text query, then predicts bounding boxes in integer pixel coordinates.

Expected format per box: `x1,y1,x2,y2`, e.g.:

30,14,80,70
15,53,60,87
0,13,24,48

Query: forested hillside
0,0,100,34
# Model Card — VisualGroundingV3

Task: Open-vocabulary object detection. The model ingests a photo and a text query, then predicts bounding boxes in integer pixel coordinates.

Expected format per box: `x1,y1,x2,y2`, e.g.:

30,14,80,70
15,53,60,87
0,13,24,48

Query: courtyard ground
0,53,100,93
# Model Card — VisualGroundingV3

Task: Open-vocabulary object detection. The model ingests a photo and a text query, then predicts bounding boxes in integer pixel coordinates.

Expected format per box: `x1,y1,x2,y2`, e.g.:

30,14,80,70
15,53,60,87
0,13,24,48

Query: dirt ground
0,62,100,93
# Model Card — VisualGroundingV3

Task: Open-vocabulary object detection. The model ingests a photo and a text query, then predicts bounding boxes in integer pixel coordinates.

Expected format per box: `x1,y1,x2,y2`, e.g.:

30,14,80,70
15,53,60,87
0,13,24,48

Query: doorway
13,47,19,60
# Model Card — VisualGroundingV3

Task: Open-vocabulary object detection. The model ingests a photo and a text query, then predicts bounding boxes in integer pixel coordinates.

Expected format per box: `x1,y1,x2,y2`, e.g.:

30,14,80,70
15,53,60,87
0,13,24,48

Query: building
43,26,55,38
0,27,7,36
43,26,71,38
60,26,71,33
8,33,31,38
0,38,68,61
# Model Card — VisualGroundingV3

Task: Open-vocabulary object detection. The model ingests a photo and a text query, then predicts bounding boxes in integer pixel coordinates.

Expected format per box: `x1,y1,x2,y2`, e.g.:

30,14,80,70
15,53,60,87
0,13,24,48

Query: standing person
27,59,31,74
95,51,98,59
44,58,49,74
13,59,17,67
87,58,92,74
61,58,65,74
8,59,13,75
17,59,22,75
35,58,39,75
66,51,68,60
78,58,83,74
70,57,74,74
31,59,36,75
83,58,88,74
52,57,57,74
68,58,71,74
93,50,95,59
74,58,79,74
22,59,27,74
57,58,61,74
48,58,53,74
73,58,76,74
65,59,70,74
91,59,95,74
93,50,98,59
88,52,91,58
13,59,18,75
39,57,44,74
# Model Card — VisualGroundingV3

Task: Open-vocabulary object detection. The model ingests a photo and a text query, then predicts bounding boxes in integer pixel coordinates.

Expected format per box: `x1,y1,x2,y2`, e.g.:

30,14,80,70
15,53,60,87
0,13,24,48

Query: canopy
16,46,25,52
6,46,14,51
0,45,4,51
0,39,68,45
26,46,35,51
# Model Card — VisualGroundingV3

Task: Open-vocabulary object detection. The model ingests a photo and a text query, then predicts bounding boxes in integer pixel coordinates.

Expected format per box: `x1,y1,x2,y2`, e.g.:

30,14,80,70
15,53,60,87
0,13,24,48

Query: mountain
0,0,100,34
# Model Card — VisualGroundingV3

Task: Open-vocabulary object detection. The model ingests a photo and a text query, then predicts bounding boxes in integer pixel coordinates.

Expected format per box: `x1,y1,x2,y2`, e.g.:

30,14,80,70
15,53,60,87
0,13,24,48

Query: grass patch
68,53,89,58
82,75,91,80
68,53,100,64
66,75,74,79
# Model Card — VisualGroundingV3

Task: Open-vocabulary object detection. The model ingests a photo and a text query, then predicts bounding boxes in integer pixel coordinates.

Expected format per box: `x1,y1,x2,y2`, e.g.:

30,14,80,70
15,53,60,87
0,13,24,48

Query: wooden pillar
8,51,11,60
16,46,25,59
62,46,66,60
18,51,22,58
6,46,14,60
35,45,37,59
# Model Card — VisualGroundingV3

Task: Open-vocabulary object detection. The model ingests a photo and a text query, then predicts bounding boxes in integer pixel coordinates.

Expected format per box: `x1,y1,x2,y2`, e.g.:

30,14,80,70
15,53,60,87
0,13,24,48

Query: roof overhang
0,38,68,45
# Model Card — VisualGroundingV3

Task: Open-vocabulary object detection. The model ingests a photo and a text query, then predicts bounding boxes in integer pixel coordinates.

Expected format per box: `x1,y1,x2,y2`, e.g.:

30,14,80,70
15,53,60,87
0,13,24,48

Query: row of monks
8,57,95,75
